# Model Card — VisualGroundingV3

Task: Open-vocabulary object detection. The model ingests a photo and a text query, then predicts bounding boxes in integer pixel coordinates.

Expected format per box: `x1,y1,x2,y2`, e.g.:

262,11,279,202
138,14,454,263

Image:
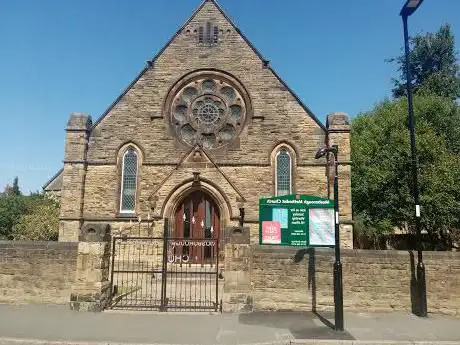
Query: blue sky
0,0,459,194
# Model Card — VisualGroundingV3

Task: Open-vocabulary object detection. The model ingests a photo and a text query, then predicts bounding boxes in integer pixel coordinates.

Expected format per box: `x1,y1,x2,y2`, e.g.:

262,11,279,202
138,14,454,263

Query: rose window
168,74,248,149
197,102,219,124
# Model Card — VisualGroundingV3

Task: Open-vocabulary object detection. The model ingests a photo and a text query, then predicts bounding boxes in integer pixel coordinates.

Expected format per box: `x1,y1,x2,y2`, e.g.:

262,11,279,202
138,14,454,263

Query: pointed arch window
120,148,138,213
276,149,292,196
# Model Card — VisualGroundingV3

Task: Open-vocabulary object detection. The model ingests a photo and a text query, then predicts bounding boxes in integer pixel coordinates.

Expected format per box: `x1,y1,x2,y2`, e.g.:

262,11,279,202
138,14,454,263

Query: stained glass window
276,149,291,196
120,149,138,213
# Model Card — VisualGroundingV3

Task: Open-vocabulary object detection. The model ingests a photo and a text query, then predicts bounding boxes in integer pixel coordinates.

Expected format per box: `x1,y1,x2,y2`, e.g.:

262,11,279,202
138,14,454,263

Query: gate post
160,218,169,311
222,226,253,312
70,223,112,312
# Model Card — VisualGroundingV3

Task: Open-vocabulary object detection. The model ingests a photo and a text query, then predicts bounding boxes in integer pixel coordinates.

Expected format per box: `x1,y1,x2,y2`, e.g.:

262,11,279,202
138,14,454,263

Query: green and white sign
259,194,335,247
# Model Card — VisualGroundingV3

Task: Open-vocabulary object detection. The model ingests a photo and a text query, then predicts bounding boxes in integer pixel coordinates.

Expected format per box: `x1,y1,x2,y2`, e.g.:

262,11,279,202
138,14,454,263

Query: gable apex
91,0,326,131
148,0,264,64
177,0,326,131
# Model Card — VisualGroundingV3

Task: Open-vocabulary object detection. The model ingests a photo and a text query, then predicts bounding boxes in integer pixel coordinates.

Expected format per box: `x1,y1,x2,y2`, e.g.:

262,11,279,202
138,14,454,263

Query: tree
11,177,21,196
2,177,21,197
11,197,59,241
0,195,29,239
351,96,460,250
391,24,460,100
0,190,58,240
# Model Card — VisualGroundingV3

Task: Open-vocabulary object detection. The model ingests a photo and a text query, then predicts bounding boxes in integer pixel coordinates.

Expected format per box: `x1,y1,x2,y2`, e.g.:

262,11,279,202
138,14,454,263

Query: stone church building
44,0,353,248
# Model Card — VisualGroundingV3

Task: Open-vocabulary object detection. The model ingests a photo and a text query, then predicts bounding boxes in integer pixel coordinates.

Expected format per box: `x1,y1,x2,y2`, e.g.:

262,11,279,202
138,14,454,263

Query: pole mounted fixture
315,145,343,331
315,146,337,159
400,0,424,17
399,0,427,317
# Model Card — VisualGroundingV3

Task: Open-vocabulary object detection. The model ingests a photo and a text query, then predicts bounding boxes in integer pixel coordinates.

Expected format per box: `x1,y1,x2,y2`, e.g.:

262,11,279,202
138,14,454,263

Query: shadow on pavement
238,311,354,340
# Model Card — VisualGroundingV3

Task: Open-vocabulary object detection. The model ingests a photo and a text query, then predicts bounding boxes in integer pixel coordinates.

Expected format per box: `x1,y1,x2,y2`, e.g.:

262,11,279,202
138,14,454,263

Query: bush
10,197,59,241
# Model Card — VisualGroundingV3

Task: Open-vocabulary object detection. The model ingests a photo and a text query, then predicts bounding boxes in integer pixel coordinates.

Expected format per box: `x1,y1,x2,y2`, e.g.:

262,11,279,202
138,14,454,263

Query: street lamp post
400,0,427,317
315,145,343,331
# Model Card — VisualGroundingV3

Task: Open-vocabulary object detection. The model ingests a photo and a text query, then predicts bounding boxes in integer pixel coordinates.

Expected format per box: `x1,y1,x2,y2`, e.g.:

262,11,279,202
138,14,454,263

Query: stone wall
0,241,78,304
227,245,460,316
70,224,112,312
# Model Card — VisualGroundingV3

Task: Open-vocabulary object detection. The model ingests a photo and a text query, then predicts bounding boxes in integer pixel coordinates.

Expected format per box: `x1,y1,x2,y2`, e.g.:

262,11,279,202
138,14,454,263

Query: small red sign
262,221,281,244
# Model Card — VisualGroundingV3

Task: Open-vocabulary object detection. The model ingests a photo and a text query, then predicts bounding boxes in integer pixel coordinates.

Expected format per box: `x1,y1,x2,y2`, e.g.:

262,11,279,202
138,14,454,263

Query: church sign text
259,194,335,247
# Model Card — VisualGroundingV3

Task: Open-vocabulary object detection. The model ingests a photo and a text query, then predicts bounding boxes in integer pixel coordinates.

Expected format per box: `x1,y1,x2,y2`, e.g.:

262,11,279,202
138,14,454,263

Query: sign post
259,194,335,247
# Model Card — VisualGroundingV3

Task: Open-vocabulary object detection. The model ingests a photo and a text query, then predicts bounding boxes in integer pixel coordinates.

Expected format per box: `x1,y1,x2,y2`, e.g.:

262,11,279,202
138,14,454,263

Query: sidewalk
0,304,458,345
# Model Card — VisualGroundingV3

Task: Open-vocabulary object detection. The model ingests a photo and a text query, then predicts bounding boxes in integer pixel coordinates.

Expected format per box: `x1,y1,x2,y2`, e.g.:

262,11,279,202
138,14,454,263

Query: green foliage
356,23,460,249
11,177,21,196
391,24,460,100
2,177,21,197
11,197,59,241
351,96,460,249
0,195,30,239
353,214,394,249
0,177,59,240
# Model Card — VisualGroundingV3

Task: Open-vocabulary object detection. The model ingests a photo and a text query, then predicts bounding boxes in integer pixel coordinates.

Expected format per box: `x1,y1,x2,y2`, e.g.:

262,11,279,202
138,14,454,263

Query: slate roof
42,168,63,191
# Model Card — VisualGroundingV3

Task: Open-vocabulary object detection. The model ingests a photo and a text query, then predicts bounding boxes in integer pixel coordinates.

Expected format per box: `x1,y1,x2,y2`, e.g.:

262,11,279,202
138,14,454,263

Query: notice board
259,194,335,247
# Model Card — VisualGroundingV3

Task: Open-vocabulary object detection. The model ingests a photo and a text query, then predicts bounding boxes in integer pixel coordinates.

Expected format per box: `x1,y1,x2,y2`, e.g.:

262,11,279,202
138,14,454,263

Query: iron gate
109,220,220,311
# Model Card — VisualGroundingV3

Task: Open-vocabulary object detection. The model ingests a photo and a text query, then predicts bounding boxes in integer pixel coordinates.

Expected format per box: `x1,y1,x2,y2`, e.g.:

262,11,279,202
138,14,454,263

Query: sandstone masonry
43,0,353,247
0,241,77,304
223,241,460,316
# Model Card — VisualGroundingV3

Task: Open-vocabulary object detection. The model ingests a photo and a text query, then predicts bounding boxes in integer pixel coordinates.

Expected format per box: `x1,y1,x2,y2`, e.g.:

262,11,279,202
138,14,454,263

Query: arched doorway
174,190,220,263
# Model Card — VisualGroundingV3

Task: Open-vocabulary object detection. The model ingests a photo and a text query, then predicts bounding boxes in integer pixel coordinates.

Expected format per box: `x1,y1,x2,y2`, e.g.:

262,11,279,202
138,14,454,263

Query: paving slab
0,304,458,345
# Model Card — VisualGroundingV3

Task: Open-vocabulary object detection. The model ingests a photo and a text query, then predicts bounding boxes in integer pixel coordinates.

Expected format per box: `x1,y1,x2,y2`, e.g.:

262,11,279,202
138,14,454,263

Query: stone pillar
222,226,253,312
326,112,353,248
59,112,92,242
70,223,111,312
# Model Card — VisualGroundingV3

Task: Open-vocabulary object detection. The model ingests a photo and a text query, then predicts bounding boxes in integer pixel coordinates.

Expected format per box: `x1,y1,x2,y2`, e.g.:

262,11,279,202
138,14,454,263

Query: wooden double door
174,191,220,263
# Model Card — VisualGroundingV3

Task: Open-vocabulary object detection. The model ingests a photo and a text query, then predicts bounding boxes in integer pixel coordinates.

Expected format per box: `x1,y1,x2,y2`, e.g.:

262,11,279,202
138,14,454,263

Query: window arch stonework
117,145,141,214
165,70,252,150
276,150,291,196
271,144,296,197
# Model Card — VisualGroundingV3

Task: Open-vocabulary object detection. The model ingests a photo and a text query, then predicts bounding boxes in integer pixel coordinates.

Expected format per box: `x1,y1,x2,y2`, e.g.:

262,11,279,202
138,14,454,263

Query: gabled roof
91,0,326,131
42,168,63,191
